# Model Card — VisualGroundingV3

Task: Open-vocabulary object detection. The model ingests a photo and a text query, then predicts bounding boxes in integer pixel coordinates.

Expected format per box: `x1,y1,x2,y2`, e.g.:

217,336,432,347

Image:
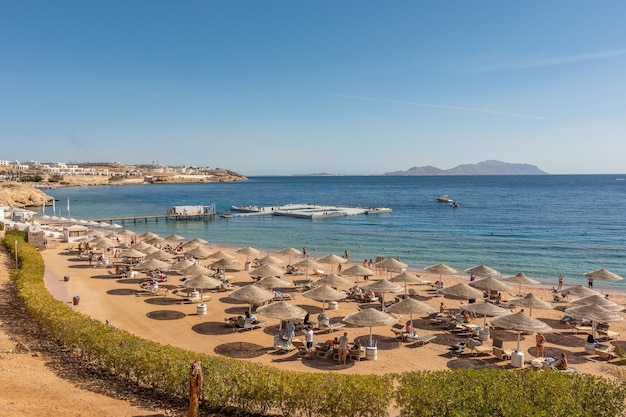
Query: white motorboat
436,194,455,204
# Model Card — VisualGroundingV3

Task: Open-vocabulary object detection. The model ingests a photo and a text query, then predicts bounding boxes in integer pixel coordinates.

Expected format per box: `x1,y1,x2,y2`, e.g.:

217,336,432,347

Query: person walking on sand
557,274,564,290
588,276,594,288
344,249,349,260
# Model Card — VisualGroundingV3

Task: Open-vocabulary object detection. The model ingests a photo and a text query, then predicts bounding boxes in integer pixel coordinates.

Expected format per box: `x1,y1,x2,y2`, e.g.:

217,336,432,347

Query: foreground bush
4,231,626,417
395,361,626,417
3,231,393,416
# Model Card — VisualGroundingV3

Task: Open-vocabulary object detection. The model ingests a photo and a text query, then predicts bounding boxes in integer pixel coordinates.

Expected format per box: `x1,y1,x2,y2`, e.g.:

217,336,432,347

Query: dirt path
0,246,180,417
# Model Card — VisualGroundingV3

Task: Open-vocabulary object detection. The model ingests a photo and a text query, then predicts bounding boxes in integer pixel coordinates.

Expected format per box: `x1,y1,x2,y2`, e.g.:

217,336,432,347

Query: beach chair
408,334,437,346
273,291,295,301
492,339,512,360
349,347,366,361
319,321,346,334
596,324,620,341
391,323,411,341
597,329,620,341
595,348,618,360
239,319,267,332
448,340,468,357
292,340,308,356
274,338,296,353
467,339,492,356
570,324,593,334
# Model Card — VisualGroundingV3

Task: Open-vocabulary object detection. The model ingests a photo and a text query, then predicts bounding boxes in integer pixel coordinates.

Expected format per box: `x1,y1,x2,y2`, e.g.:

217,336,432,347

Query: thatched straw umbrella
508,293,553,317
469,276,510,292
343,308,397,347
317,253,348,274
386,298,436,333
230,284,275,312
278,247,302,265
501,272,540,296
464,264,500,278
362,279,403,312
293,259,323,281
302,285,347,313
491,311,552,352
583,269,624,294
389,271,425,295
375,258,408,278
249,264,284,280
315,274,354,288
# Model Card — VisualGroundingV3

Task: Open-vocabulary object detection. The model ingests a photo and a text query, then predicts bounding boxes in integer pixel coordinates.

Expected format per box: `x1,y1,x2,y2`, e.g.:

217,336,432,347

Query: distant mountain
385,160,547,176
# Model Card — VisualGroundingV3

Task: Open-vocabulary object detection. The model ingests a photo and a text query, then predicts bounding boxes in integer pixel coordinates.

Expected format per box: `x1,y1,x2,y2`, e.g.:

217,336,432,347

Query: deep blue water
43,175,626,289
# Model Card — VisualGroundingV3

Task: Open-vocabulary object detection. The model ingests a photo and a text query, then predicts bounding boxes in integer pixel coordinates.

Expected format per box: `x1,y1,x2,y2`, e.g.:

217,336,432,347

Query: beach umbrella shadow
192,321,238,336
146,310,186,321
214,342,268,358
106,288,138,296
144,297,181,306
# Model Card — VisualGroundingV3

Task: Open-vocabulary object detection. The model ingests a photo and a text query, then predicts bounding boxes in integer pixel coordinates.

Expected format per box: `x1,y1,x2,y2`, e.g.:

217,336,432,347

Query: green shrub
396,369,626,417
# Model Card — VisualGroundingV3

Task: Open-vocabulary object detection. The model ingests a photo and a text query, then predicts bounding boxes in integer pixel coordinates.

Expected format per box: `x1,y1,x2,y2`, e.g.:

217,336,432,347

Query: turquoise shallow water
44,175,626,289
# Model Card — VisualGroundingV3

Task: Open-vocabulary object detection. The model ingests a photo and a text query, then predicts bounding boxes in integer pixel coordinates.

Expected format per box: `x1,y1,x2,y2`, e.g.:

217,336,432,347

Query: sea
42,175,626,290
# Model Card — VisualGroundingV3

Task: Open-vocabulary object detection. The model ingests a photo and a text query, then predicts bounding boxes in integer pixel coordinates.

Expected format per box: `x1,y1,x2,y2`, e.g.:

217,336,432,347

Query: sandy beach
39,235,626,379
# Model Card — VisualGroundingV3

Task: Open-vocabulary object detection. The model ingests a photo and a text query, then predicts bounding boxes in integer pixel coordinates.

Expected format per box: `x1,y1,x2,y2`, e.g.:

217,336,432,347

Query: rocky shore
0,171,247,208
0,183,52,208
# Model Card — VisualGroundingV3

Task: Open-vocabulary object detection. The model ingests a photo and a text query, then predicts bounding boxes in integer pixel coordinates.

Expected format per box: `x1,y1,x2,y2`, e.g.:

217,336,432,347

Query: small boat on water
366,207,392,214
437,194,455,204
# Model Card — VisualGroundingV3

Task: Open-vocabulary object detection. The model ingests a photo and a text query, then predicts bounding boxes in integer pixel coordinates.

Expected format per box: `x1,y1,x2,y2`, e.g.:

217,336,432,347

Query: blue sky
1,1,625,175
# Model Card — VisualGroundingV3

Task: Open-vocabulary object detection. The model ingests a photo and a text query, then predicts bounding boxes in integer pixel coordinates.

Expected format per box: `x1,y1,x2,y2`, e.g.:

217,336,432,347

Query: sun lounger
391,323,411,341
349,347,366,361
492,339,512,360
233,319,267,332
274,338,296,353
319,321,346,334
448,340,467,357
597,329,620,341
292,340,308,356
273,291,296,301
407,333,437,346
136,286,169,297
596,348,618,360
467,339,492,356
572,325,593,334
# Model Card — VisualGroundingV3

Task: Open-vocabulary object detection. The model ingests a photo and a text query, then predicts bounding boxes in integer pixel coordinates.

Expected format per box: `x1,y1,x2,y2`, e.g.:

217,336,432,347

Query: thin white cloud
470,49,626,71
338,94,545,120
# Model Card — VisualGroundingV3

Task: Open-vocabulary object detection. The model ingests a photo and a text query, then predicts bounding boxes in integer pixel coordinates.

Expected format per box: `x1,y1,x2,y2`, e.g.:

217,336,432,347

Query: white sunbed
408,333,437,346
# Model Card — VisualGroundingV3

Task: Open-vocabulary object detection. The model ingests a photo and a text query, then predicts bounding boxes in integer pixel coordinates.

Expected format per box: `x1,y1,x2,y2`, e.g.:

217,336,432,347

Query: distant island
384,160,547,176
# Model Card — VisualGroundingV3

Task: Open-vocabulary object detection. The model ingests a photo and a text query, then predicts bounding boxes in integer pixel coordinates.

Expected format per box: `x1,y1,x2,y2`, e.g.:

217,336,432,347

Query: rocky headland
0,183,52,208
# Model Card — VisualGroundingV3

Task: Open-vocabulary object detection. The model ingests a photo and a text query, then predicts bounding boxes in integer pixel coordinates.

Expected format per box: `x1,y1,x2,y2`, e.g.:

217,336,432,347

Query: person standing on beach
305,326,314,359
338,332,349,364
344,249,349,260
557,274,564,290
285,320,295,342
535,333,546,357
588,277,594,288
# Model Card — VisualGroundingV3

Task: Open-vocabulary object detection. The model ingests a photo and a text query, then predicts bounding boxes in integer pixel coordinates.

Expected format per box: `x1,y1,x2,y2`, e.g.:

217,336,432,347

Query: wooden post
188,361,203,417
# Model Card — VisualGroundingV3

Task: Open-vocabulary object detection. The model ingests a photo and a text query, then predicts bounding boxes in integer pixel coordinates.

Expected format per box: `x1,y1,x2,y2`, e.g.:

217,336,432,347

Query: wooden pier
92,204,217,225
91,213,218,225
